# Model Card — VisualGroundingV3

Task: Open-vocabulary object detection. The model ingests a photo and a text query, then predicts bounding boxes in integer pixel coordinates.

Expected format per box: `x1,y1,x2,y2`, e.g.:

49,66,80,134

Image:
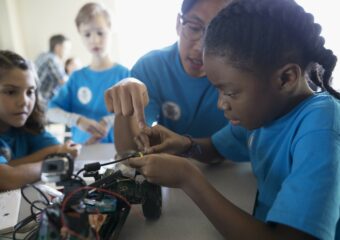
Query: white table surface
77,144,258,240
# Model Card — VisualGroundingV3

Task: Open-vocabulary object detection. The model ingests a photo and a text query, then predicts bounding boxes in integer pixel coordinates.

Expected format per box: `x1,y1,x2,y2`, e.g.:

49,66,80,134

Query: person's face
204,55,285,130
55,41,71,60
0,68,36,132
78,15,111,58
177,0,228,78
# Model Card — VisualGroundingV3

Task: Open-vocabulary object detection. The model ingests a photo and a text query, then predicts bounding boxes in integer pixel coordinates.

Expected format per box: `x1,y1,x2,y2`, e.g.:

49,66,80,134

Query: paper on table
0,189,21,234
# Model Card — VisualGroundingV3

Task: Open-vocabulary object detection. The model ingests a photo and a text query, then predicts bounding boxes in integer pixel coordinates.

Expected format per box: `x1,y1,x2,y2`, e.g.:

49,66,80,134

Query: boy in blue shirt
125,0,340,239
48,2,130,144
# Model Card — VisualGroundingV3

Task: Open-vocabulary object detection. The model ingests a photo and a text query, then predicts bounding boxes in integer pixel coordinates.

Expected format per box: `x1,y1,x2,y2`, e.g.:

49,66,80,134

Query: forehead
0,68,36,88
78,14,110,31
185,0,228,24
204,55,258,88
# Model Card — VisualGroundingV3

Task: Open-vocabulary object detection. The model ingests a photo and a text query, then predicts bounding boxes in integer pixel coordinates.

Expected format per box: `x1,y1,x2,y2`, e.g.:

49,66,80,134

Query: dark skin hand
128,154,316,240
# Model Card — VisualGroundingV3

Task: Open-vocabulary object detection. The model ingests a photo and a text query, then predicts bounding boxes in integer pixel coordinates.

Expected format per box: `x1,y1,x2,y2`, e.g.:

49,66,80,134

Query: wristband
182,135,202,157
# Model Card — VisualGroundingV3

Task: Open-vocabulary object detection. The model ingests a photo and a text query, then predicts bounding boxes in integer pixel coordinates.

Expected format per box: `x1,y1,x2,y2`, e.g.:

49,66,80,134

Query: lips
188,57,203,70
224,113,241,126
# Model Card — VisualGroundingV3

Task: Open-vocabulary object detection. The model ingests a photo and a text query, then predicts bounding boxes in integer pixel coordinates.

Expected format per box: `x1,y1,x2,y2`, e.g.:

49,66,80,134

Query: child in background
35,34,71,105
0,50,80,191
65,57,82,76
125,0,340,239
47,2,130,145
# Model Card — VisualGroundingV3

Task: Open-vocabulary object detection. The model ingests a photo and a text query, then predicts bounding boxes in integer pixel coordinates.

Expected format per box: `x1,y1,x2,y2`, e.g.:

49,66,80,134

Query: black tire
142,184,162,220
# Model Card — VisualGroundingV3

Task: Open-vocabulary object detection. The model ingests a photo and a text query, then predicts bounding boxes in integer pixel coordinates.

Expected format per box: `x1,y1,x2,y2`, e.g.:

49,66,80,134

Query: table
78,144,257,240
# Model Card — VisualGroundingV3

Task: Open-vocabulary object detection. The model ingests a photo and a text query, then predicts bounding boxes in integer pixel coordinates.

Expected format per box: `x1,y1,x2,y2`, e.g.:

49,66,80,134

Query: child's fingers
145,143,167,154
134,134,150,152
128,156,146,168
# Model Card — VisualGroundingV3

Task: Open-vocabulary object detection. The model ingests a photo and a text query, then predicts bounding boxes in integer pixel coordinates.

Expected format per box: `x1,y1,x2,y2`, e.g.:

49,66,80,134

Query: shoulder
297,93,340,132
133,43,178,69
110,64,130,76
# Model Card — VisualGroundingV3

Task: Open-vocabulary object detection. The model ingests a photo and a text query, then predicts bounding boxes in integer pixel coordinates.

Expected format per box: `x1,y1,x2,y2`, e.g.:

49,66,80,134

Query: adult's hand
105,77,149,129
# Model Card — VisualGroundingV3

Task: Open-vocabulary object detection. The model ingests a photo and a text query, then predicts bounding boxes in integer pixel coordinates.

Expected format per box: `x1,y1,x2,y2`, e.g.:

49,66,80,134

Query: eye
188,25,202,33
3,89,16,95
27,89,36,97
84,32,91,38
97,31,104,36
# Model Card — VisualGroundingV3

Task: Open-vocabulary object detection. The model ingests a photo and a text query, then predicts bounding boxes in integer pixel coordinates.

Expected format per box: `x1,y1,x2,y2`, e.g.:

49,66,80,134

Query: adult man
35,34,71,105
105,0,230,153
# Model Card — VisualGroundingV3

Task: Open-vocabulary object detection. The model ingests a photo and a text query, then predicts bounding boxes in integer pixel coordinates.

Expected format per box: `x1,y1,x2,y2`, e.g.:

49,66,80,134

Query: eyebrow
183,15,205,25
0,84,36,89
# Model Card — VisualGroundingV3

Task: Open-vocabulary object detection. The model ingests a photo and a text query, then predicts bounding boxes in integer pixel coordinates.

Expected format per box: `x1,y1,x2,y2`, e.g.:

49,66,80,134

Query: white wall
0,0,181,68
15,0,119,64
0,0,339,90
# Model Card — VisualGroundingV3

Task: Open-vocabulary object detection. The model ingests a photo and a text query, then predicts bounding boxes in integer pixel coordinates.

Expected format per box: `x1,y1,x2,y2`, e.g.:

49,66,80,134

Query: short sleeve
267,130,340,239
211,125,250,162
28,131,60,153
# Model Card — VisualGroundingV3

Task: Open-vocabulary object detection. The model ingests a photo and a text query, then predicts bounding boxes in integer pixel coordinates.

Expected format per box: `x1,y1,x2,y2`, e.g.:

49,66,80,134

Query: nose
90,34,100,44
17,94,29,108
192,37,204,54
217,94,231,111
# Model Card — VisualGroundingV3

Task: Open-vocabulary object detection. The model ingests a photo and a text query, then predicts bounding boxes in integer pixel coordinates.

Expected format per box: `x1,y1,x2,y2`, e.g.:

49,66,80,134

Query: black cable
30,199,49,215
75,152,143,177
21,184,49,206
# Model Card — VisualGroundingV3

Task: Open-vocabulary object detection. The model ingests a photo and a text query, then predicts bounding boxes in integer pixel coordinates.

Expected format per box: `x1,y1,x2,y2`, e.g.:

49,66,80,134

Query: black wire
21,184,49,206
30,199,49,215
75,154,138,177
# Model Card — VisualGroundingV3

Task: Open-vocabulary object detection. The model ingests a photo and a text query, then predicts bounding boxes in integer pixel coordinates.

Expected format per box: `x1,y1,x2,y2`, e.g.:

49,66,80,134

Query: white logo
162,101,181,121
77,87,92,104
248,133,255,149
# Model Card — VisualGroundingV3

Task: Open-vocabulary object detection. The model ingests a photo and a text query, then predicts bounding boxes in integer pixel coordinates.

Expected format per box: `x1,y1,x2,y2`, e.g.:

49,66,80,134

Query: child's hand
77,116,107,139
134,125,192,155
58,141,81,159
128,153,200,188
84,118,110,145
105,78,149,129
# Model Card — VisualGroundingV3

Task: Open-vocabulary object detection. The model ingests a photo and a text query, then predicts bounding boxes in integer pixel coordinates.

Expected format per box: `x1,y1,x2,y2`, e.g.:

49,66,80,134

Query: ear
176,14,181,36
274,64,302,91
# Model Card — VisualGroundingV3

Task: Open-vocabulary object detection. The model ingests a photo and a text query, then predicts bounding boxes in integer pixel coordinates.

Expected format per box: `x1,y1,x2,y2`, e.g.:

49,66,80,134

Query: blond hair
75,2,111,29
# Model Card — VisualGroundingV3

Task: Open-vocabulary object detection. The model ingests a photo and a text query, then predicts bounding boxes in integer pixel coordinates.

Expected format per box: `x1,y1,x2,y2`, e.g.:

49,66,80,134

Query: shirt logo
162,101,181,121
77,87,92,104
248,133,255,150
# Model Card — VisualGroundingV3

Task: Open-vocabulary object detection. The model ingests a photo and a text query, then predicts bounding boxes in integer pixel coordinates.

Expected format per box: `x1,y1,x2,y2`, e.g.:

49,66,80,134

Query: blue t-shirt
212,93,340,239
0,128,59,164
49,64,130,144
132,43,228,137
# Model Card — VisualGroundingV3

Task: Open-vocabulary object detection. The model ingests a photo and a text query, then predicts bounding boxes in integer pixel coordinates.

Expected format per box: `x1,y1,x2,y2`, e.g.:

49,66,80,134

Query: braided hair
204,0,340,99
0,50,46,133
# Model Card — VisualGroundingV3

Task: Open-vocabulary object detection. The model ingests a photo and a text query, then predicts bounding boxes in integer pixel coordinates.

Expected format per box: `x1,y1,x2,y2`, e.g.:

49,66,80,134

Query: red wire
60,186,131,239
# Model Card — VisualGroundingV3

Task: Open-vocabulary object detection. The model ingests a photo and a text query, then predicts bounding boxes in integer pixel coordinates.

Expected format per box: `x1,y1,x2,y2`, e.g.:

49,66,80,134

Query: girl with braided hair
126,0,340,239
0,50,80,190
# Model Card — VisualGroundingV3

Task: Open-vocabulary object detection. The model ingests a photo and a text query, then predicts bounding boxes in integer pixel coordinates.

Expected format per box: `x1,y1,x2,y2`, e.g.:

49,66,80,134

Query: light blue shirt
212,93,340,239
49,64,130,144
132,43,228,137
0,128,59,164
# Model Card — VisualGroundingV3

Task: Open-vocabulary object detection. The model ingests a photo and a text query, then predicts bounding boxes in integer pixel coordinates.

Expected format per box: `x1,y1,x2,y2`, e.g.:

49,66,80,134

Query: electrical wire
75,151,143,177
60,185,131,240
